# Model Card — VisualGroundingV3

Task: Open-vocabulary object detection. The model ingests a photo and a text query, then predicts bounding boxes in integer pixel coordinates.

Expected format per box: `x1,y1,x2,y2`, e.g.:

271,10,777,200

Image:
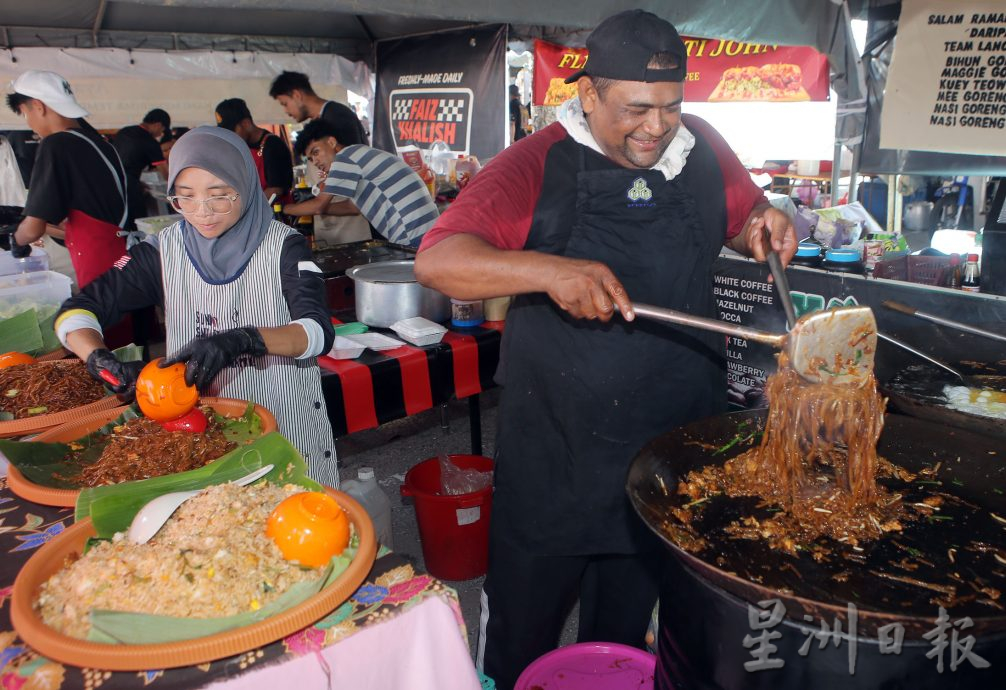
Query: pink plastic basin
515,642,656,690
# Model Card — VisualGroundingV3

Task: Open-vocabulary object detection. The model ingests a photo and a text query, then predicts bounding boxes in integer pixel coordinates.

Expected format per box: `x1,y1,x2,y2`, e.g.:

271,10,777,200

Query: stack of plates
390,317,447,346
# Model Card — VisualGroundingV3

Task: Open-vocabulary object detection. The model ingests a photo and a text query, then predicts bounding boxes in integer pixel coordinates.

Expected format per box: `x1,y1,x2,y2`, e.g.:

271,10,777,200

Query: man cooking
6,71,132,290
414,10,797,690
282,119,438,248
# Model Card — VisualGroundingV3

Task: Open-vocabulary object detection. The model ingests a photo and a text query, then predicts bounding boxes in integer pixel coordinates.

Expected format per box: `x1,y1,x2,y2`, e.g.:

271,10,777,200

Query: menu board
881,0,1006,155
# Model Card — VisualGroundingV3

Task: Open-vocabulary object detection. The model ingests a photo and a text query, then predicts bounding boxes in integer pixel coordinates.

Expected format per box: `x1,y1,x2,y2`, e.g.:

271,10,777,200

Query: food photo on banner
373,25,507,162
532,35,829,106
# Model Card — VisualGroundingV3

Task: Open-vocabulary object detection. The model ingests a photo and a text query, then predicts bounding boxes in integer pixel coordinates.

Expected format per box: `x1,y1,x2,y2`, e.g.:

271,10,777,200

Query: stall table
0,477,481,690
320,320,502,455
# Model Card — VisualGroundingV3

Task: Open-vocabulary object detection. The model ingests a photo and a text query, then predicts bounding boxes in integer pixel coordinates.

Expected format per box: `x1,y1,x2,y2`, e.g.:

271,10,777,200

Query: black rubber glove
161,327,267,391
85,348,146,400
9,231,31,259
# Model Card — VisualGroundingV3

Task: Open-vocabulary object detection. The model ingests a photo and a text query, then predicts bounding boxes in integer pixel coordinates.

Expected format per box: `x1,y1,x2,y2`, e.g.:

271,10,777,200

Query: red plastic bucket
400,454,493,580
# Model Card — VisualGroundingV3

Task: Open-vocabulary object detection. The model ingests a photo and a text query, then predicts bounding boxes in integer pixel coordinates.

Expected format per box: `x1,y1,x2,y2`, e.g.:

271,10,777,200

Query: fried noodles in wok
676,356,915,553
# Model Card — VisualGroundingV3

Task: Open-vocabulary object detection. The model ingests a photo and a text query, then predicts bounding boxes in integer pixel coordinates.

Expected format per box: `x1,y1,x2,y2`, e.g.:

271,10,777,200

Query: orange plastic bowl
0,351,36,368
135,358,199,422
266,492,351,567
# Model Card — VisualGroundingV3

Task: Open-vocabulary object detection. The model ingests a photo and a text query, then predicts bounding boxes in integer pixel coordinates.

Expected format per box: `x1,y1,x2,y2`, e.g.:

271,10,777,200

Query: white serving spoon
126,464,275,545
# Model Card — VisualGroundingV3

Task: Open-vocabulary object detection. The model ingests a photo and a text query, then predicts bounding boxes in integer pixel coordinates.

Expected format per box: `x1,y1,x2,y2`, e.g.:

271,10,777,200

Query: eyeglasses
167,194,240,215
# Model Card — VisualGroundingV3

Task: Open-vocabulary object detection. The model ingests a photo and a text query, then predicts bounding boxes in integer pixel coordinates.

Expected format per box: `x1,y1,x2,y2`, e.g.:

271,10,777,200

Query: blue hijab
166,126,271,283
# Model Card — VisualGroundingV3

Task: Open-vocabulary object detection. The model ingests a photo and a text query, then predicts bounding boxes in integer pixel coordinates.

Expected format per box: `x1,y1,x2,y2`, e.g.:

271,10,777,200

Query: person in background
282,119,438,248
509,84,528,144
215,98,293,202
414,10,796,690
55,127,339,487
6,71,132,291
113,108,170,226
268,71,367,145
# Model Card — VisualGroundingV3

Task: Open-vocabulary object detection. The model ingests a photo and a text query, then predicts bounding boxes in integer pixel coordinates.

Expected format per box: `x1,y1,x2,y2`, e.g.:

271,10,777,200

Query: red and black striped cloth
318,321,502,437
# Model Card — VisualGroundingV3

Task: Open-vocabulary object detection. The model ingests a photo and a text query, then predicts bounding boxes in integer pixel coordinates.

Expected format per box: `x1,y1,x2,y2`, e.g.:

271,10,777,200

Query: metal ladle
624,303,877,387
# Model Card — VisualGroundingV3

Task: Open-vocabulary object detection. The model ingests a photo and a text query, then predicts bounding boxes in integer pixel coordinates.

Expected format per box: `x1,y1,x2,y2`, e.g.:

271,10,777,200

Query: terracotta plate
6,397,278,507
11,487,376,670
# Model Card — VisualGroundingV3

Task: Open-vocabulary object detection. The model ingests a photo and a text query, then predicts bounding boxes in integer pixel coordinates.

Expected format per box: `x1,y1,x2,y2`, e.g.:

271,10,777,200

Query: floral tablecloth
0,475,481,690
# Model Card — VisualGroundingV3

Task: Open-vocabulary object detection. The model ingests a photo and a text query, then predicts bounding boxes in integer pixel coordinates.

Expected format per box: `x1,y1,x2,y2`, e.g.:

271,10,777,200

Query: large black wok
629,410,1006,689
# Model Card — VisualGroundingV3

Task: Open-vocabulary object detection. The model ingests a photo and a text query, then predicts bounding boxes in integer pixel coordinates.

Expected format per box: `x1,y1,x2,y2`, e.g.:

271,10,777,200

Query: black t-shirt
112,125,164,180
23,127,127,227
254,133,294,192
320,101,368,146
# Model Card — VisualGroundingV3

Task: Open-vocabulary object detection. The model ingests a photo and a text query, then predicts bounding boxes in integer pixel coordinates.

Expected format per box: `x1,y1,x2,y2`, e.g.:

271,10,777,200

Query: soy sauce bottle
962,253,981,293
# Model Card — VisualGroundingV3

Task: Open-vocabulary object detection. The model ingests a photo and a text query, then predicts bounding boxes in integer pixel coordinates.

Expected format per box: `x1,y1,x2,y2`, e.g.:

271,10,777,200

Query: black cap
565,10,687,84
214,98,252,130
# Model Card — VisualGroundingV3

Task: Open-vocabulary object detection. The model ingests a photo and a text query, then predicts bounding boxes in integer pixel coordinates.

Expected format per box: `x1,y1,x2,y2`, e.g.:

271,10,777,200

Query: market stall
4,2,1006,690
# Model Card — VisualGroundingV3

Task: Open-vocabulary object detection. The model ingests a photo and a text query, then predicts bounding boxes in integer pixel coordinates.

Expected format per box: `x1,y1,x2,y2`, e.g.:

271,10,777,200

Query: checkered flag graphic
392,99,412,121
438,99,466,123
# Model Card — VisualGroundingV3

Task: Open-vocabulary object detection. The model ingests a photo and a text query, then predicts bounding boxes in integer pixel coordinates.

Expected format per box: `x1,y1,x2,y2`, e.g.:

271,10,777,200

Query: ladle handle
877,331,965,381
763,229,798,330
628,303,786,347
883,300,1006,344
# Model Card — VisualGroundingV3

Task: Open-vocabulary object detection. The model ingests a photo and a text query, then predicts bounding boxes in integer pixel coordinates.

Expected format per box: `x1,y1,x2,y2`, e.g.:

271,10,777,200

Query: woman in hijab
55,127,339,487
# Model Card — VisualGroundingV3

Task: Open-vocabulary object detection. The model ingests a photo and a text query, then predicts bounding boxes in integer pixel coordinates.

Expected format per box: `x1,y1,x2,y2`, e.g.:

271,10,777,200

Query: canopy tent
3,0,870,135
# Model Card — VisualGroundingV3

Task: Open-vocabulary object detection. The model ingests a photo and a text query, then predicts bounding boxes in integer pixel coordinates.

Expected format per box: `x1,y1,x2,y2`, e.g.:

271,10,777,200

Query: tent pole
831,142,842,205
92,0,108,47
848,145,861,204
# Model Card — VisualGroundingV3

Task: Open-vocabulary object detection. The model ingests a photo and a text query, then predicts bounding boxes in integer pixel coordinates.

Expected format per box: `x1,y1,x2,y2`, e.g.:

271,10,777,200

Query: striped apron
160,221,339,488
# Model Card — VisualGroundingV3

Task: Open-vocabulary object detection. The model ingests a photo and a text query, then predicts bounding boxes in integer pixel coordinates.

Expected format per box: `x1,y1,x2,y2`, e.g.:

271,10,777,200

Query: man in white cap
6,71,131,300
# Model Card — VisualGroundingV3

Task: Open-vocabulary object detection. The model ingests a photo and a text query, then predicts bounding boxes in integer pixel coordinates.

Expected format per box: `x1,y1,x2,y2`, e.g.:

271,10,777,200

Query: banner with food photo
533,37,829,105
373,25,507,161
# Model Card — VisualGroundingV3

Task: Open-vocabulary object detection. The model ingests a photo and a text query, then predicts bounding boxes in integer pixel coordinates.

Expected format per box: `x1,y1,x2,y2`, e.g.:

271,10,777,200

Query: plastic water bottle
342,467,394,550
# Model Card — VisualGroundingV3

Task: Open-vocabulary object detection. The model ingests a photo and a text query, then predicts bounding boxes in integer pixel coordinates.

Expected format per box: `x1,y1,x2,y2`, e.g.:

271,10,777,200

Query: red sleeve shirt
419,116,764,252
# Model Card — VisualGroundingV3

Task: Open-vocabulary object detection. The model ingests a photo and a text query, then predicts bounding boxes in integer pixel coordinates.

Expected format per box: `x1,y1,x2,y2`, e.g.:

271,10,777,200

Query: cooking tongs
626,303,878,387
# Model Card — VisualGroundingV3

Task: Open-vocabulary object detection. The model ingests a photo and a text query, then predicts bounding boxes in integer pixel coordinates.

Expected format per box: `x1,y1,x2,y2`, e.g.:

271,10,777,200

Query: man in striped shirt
283,119,438,248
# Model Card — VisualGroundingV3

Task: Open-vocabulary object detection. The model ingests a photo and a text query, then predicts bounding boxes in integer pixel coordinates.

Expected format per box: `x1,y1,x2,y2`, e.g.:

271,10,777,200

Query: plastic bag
439,453,492,496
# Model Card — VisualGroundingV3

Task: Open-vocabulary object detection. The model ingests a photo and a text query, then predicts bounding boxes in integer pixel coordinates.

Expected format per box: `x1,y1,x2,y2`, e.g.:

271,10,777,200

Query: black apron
493,138,728,556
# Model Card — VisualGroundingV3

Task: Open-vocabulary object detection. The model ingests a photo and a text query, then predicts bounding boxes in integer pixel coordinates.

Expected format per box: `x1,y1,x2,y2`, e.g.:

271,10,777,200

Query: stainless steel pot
903,200,934,232
345,260,450,327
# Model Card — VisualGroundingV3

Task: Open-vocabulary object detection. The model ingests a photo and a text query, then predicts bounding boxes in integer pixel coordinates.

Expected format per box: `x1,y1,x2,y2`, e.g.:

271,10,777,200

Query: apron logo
626,177,654,207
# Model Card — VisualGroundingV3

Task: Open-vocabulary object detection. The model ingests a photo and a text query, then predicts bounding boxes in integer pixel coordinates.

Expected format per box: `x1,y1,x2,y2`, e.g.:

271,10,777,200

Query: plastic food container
134,214,183,235
823,248,865,275
328,335,366,359
790,242,823,269
0,271,73,320
0,247,49,277
390,317,447,346
451,298,484,328
344,332,404,351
